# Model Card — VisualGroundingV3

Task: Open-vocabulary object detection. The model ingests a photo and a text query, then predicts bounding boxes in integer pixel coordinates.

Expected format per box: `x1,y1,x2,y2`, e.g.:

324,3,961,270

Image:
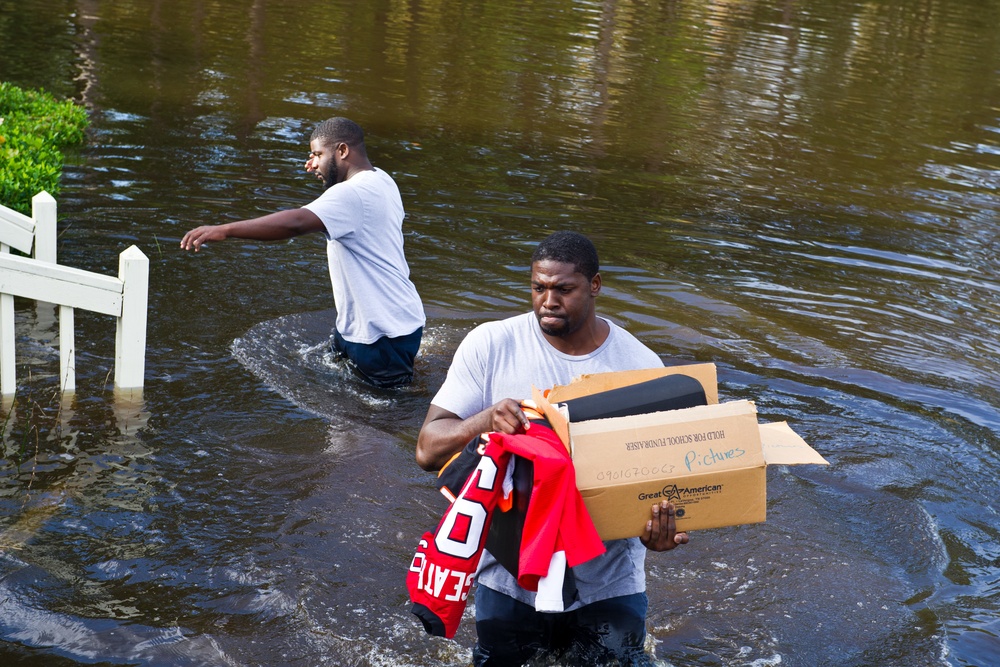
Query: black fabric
483,435,537,587
435,433,489,500
410,602,446,637
560,373,707,422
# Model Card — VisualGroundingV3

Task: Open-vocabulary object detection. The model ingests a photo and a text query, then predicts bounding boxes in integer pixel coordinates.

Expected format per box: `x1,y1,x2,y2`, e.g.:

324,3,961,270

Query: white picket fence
0,191,148,396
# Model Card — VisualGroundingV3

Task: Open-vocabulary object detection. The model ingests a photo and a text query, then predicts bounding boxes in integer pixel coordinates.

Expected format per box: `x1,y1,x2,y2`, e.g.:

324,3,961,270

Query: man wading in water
181,117,425,388
416,231,687,666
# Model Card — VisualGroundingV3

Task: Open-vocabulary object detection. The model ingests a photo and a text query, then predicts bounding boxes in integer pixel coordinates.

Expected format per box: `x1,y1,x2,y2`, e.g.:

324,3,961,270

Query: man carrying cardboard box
416,231,688,666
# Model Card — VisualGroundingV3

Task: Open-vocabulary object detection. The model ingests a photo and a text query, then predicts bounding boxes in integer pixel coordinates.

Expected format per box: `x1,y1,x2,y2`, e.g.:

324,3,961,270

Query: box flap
758,422,829,466
531,385,570,447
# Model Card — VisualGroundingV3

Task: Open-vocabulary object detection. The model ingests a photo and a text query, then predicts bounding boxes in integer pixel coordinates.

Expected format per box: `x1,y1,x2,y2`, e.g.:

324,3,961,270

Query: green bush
0,82,89,216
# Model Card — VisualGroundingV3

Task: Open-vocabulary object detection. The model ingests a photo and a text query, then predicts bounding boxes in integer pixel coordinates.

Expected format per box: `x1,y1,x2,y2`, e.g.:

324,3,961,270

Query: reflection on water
2,0,1000,664
0,368,165,662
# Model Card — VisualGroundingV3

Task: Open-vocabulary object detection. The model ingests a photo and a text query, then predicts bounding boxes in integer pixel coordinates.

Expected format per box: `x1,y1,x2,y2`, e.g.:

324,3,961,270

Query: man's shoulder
321,168,393,195
601,318,662,367
370,166,397,182
465,312,534,341
602,317,646,345
358,167,400,192
453,313,536,364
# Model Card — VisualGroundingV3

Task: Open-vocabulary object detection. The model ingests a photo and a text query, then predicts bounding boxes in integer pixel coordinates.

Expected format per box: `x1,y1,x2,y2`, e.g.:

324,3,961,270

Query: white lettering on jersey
434,456,499,560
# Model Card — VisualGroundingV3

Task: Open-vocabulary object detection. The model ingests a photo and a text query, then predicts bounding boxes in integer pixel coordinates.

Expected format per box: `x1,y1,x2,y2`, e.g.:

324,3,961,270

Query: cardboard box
532,363,828,540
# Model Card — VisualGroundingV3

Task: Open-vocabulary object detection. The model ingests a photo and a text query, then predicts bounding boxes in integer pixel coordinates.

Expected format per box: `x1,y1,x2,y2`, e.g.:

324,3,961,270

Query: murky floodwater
1,0,999,665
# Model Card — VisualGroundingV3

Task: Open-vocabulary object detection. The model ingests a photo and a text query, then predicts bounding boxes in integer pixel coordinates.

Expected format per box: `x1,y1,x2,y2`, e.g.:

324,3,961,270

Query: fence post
0,247,12,396
32,191,63,375
31,191,57,263
114,245,148,390
59,305,76,394
0,296,11,395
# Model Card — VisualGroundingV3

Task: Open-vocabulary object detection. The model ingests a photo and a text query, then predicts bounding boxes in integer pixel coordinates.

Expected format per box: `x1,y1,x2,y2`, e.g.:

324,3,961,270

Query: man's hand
180,225,227,252
487,398,531,435
640,501,689,552
305,154,323,180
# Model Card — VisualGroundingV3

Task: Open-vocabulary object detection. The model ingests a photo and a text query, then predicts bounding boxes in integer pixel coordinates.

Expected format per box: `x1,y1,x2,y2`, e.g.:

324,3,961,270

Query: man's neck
344,159,375,181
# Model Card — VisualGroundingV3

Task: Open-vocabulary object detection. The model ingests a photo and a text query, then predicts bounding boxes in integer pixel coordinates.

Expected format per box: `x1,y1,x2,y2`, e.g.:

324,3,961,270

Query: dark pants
332,327,422,389
473,585,652,667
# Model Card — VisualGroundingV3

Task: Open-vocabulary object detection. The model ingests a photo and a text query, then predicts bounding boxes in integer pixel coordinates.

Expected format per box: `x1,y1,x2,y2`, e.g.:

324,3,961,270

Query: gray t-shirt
303,168,425,344
431,311,663,610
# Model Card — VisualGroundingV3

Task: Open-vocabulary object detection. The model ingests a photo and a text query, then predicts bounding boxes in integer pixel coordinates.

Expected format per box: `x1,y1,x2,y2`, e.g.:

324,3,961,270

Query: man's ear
336,141,350,159
591,272,602,297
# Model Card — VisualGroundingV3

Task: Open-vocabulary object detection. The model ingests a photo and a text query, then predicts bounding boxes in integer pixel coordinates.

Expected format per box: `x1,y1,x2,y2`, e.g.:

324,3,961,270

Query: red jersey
408,424,604,638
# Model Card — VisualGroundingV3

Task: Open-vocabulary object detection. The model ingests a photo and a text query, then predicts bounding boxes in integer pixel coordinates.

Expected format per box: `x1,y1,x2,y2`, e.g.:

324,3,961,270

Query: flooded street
1,0,998,665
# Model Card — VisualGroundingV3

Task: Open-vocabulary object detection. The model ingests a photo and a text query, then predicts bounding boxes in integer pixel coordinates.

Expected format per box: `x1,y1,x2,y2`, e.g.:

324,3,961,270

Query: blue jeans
472,585,652,667
331,327,422,389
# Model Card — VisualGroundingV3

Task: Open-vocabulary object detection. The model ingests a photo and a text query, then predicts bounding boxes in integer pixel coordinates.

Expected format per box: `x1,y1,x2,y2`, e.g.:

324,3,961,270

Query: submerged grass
1,380,59,511
0,379,71,551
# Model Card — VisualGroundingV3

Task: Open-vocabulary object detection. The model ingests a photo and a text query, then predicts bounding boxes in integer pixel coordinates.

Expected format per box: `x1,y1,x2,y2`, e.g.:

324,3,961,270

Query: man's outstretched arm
180,208,325,252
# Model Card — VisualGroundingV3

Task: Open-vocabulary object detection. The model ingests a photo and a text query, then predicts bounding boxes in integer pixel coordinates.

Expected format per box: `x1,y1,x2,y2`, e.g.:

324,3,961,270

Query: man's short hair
311,117,366,150
531,231,600,280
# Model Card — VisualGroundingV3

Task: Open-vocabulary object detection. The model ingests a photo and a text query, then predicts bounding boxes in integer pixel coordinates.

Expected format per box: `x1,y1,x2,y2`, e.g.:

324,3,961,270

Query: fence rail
0,191,148,396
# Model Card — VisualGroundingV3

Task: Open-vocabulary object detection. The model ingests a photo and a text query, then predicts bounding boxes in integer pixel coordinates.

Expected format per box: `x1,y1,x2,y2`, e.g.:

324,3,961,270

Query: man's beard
323,170,339,189
537,313,573,337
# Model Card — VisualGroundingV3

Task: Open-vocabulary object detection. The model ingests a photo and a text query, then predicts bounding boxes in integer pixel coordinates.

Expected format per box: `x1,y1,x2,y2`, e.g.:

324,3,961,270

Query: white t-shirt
303,168,425,344
431,311,663,609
